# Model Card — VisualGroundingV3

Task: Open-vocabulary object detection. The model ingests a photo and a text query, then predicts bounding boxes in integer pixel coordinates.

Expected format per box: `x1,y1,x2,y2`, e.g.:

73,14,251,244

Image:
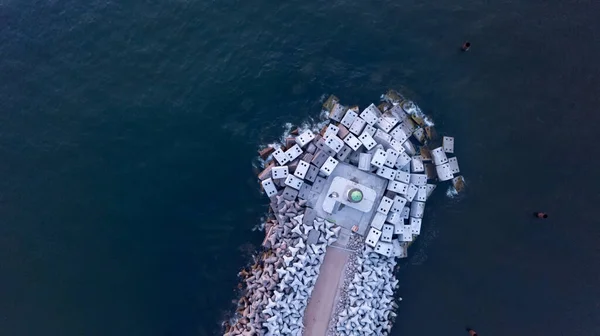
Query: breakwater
225,90,463,336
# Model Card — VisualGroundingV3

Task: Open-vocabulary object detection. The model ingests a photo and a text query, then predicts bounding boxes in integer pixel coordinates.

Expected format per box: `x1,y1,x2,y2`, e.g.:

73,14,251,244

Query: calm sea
1,0,599,335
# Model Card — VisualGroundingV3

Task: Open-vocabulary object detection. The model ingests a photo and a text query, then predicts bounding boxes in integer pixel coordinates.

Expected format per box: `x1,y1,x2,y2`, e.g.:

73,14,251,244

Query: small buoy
461,41,471,51
533,212,548,219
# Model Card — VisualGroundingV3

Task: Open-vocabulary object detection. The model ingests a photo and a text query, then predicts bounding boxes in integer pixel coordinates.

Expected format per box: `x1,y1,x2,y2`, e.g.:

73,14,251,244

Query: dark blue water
1,0,600,335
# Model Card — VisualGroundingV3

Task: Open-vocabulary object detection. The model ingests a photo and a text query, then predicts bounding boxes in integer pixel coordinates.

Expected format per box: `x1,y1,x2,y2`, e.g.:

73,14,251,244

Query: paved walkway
303,247,350,336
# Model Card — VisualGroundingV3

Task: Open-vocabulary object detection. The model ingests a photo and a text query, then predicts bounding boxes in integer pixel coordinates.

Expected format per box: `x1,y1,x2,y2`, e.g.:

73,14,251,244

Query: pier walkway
303,245,350,336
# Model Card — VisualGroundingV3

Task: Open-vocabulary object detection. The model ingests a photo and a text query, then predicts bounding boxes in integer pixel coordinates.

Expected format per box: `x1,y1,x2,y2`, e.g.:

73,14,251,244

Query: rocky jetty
334,247,398,335
225,90,464,336
224,195,341,336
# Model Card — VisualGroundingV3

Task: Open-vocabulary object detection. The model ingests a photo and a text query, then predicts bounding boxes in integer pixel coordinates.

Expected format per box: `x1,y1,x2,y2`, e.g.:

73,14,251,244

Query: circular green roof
348,189,363,202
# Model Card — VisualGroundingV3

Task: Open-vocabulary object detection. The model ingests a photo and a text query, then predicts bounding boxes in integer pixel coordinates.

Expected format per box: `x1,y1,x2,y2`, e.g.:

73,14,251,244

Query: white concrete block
262,178,278,197
426,184,436,198
294,160,310,179
387,211,403,227
411,156,424,173
324,124,339,139
403,140,416,156
387,181,408,195
329,104,346,122
371,212,387,230
376,112,399,133
413,127,425,143
319,156,339,176
284,174,304,190
376,118,394,133
358,153,372,171
391,195,408,213
410,201,426,219
416,185,428,202
375,241,393,257
373,129,392,146
390,104,408,120
349,117,367,135
272,148,289,165
377,196,394,215
285,144,303,161
370,148,387,168
324,135,344,153
395,170,410,184
365,227,382,247
401,225,413,242
271,166,289,180
388,139,405,153
395,151,412,168
376,166,396,180
436,163,454,181
381,224,394,243
343,133,363,151
363,124,377,136
443,136,454,153
401,119,416,135
340,110,358,128
295,130,315,147
404,183,419,202
431,147,448,165
410,217,422,235
359,104,381,126
401,206,410,219
358,132,377,150
390,126,408,143
410,174,427,186
385,149,399,168
448,157,460,174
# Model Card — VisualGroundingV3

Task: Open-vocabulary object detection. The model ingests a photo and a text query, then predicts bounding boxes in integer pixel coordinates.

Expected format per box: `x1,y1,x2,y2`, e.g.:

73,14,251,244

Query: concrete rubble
225,90,464,336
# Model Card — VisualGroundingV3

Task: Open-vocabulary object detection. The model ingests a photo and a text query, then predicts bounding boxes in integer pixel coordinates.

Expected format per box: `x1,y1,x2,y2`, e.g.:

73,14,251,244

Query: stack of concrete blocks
252,94,465,336
261,98,463,261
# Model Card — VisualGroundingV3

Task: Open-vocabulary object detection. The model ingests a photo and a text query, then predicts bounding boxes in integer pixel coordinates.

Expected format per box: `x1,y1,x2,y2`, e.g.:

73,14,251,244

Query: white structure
295,130,315,147
343,133,362,151
322,176,377,214
324,135,344,153
365,227,382,247
349,117,367,135
358,132,377,150
435,163,454,181
370,148,387,168
324,124,339,137
443,136,454,153
284,174,304,190
384,149,399,168
319,156,339,176
261,178,278,197
285,144,303,161
340,110,358,128
271,166,289,179
376,196,393,215
448,157,460,174
272,148,289,165
431,147,448,165
376,166,396,180
360,104,381,126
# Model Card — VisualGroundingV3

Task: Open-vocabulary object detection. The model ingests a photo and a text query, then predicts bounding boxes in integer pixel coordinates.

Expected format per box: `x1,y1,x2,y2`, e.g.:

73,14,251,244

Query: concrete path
303,247,350,336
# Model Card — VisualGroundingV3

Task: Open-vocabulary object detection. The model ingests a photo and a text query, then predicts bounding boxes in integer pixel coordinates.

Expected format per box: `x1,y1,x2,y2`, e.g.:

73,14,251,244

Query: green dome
348,189,363,203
